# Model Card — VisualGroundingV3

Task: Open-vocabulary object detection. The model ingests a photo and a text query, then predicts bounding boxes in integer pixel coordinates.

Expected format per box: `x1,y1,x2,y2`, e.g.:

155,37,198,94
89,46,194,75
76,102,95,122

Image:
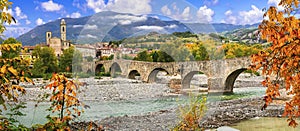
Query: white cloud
3,27,32,38
212,0,219,5
222,10,237,24
136,25,178,31
197,5,214,23
181,7,191,21
86,34,97,39
222,5,263,25
161,3,214,23
161,4,192,22
15,7,27,20
107,0,152,14
67,12,82,18
41,0,63,12
161,5,171,16
165,24,178,29
239,5,263,25
268,0,284,10
25,20,31,25
112,14,147,25
86,0,106,13
86,0,152,14
150,15,159,19
135,25,164,31
36,18,45,25
73,25,84,28
83,24,98,30
73,0,87,11
118,20,132,25
225,10,232,16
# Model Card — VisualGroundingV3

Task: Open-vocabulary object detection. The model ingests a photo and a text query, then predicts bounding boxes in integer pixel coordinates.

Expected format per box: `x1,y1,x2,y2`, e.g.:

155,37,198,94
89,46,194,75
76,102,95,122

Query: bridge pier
207,77,232,93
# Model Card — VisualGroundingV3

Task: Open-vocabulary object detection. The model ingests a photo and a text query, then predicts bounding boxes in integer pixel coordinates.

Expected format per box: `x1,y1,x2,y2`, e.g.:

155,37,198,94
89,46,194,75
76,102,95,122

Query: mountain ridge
16,11,260,46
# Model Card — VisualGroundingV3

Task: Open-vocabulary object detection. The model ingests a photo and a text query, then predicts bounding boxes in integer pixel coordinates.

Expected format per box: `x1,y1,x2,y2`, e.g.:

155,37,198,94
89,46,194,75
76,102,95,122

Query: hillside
222,28,266,44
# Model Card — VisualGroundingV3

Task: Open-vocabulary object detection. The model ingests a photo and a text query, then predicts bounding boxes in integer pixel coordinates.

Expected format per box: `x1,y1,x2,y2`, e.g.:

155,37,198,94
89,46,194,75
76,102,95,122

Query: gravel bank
19,77,172,102
17,75,279,130
70,97,284,131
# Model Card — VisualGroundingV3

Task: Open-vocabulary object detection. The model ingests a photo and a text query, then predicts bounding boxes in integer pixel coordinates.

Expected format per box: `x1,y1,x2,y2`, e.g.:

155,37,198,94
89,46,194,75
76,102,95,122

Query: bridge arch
182,71,207,89
147,68,169,83
224,68,247,92
110,62,122,78
95,64,104,76
128,70,140,80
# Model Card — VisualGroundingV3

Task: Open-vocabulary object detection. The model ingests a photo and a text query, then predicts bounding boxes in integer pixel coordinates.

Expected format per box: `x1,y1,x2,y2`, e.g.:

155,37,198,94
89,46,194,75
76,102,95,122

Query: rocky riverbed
16,74,286,130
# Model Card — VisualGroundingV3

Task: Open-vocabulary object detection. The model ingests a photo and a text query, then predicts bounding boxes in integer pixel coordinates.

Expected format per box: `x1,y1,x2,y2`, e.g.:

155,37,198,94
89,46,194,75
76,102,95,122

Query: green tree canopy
59,46,83,72
32,47,58,76
133,50,152,62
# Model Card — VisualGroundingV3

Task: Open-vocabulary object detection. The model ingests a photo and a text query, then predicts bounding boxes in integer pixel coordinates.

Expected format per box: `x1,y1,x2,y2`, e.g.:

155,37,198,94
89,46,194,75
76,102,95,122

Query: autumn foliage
33,73,83,130
47,73,82,120
173,96,207,131
0,43,33,130
251,0,300,127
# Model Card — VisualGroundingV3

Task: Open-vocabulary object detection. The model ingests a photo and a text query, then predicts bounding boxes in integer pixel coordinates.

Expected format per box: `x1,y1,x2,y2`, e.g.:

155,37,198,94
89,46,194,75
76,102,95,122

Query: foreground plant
251,0,300,127
0,44,33,130
173,95,207,131
34,73,83,130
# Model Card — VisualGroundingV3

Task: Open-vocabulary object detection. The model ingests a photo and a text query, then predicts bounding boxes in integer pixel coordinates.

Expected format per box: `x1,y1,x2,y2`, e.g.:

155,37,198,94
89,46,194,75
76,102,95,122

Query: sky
3,0,282,38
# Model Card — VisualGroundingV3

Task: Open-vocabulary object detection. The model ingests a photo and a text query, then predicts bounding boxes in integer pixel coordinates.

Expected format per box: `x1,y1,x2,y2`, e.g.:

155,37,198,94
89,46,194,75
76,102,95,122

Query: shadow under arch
225,68,248,92
128,70,141,80
95,64,104,76
181,71,207,89
110,62,122,78
148,68,169,83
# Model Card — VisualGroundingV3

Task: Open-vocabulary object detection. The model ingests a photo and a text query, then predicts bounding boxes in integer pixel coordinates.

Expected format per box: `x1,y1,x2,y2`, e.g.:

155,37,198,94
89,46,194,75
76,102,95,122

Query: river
2,74,284,130
8,86,266,127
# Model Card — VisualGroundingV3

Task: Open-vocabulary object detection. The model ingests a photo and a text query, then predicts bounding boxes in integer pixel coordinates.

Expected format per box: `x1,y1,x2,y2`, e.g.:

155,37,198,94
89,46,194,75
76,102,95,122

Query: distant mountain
184,23,259,33
17,11,260,46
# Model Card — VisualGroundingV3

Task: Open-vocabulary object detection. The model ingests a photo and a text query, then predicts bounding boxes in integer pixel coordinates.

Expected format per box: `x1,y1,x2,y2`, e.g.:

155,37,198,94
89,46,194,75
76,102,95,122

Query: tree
32,47,58,76
35,73,83,130
0,1,36,130
133,50,152,62
151,51,158,62
86,56,94,62
251,0,300,127
189,42,209,61
0,0,15,34
160,42,193,62
1,37,21,59
59,46,83,72
157,50,175,62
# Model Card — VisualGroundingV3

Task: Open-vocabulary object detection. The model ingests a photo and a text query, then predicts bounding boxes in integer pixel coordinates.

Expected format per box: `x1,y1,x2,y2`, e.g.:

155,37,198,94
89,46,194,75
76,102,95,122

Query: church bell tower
60,19,66,41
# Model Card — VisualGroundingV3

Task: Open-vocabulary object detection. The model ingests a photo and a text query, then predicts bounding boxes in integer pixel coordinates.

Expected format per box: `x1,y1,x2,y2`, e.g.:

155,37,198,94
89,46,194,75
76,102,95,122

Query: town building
46,19,71,57
75,44,96,59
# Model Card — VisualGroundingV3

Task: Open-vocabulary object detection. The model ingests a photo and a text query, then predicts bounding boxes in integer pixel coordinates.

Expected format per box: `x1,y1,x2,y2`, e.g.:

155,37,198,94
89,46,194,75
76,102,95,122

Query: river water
8,86,266,127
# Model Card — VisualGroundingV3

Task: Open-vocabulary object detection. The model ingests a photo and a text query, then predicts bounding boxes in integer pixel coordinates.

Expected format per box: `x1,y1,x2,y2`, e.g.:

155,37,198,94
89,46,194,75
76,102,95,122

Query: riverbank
15,74,284,130
75,97,283,131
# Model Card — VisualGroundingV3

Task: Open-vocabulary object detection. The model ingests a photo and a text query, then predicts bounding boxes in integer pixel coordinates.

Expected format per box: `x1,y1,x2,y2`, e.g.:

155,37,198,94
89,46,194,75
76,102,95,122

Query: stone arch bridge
88,57,252,93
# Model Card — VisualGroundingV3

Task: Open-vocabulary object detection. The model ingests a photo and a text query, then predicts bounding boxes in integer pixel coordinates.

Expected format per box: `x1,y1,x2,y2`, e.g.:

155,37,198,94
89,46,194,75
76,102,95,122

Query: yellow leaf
0,66,6,74
8,66,18,76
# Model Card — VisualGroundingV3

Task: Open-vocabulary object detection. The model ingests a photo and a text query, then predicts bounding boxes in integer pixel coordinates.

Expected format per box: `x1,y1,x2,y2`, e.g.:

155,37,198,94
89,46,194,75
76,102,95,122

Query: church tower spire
60,19,66,41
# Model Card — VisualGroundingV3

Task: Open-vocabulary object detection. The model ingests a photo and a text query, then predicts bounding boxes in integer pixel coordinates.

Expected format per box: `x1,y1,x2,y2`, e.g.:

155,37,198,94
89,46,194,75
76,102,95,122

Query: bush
173,95,207,130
